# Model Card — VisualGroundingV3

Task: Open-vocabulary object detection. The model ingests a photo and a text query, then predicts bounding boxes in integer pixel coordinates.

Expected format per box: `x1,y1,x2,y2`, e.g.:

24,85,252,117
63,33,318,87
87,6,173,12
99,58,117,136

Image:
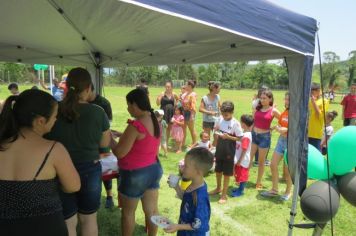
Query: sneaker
280,194,291,201
253,161,259,167
231,187,239,193
231,190,244,197
105,196,114,208
264,160,270,166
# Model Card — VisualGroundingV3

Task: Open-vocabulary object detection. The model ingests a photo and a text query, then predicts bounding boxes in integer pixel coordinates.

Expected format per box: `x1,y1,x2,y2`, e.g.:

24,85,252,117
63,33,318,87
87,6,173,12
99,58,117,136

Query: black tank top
0,142,62,219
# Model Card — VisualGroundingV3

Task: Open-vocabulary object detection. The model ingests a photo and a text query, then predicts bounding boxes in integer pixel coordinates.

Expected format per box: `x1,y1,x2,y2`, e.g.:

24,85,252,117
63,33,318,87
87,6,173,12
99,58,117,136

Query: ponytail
150,109,160,138
59,67,92,122
0,96,20,150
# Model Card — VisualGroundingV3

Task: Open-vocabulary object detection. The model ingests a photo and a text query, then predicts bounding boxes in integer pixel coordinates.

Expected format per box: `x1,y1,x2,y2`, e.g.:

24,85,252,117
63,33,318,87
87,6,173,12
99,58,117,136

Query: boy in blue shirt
166,147,214,235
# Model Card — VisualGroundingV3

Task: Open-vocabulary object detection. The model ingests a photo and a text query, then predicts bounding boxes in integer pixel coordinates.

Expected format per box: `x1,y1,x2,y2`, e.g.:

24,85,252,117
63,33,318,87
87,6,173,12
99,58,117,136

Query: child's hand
164,224,180,233
221,133,229,140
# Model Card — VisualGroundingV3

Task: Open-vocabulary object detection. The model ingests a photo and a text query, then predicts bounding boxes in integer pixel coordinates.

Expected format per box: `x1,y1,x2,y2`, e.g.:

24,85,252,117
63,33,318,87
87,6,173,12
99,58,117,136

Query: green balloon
328,126,356,175
284,144,332,180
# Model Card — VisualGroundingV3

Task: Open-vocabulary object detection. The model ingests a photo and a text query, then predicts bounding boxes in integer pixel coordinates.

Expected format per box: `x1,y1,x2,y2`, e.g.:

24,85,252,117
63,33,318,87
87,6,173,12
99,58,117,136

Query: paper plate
150,215,172,229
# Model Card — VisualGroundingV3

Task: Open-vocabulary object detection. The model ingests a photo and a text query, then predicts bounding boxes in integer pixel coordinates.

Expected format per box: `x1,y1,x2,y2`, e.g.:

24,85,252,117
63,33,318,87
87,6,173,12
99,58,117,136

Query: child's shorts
234,164,249,183
215,139,236,176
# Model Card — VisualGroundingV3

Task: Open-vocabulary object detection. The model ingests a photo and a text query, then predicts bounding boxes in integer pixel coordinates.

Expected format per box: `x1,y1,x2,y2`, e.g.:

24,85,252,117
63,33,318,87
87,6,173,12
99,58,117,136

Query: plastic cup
168,174,180,188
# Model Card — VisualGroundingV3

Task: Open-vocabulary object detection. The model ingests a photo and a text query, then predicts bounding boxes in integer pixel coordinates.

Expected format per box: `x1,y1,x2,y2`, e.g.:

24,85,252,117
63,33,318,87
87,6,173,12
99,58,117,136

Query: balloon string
316,31,334,236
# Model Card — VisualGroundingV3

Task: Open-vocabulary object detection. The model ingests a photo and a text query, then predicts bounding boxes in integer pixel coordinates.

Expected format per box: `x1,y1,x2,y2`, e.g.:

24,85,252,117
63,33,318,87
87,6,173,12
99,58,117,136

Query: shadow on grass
97,196,148,236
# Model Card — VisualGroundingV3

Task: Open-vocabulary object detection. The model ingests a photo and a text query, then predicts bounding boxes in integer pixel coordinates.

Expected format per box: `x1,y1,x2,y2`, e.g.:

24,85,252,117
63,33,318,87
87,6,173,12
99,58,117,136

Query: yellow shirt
308,98,329,139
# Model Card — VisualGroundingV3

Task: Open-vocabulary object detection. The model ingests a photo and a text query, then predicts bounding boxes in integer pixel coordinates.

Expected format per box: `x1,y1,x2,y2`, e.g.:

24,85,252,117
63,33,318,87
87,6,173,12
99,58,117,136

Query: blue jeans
60,161,102,219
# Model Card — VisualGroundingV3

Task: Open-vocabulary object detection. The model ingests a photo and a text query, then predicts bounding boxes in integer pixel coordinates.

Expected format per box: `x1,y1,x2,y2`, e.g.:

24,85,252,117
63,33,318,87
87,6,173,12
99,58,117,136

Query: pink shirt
254,108,274,130
119,120,159,170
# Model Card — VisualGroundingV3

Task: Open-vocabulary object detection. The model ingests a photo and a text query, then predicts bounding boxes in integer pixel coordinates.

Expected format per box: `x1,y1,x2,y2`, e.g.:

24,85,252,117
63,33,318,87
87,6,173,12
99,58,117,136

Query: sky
271,0,356,62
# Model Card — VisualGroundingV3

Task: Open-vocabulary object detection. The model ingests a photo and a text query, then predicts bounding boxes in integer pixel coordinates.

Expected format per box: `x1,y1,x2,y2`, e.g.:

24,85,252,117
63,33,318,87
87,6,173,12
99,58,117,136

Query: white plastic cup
168,174,180,188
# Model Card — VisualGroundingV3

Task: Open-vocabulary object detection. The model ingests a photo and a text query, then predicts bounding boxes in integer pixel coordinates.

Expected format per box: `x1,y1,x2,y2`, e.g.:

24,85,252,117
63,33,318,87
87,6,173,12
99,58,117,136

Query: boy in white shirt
209,101,243,204
231,114,254,197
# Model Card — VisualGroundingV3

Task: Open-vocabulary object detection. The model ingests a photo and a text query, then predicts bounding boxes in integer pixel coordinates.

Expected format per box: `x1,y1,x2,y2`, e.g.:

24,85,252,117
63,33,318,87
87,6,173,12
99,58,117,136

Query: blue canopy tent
0,0,317,234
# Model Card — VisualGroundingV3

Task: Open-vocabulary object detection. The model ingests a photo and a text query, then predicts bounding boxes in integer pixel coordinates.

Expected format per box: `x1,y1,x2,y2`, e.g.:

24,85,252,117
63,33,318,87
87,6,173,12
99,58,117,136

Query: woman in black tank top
0,89,80,236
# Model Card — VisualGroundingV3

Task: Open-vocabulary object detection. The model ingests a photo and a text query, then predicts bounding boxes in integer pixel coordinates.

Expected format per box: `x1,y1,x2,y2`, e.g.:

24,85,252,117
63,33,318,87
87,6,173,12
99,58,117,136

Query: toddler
155,109,168,157
171,106,185,153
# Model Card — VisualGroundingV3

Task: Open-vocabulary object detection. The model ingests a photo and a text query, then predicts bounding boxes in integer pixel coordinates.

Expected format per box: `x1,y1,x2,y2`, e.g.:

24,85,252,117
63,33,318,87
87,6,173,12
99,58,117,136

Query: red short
234,165,249,183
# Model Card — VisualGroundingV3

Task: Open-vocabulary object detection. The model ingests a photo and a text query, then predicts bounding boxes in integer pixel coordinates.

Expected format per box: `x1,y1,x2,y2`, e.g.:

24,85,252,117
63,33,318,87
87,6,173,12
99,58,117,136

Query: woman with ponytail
46,67,111,236
0,89,80,236
111,88,163,236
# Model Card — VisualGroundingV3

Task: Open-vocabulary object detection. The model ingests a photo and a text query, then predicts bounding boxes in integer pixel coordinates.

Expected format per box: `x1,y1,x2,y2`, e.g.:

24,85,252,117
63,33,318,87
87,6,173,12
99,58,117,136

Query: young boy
166,147,214,235
155,109,168,157
209,101,243,204
231,114,254,197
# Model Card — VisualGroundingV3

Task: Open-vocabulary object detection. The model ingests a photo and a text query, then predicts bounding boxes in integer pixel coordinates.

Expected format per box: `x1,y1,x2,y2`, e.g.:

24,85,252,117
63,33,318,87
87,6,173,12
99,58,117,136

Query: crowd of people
0,68,355,236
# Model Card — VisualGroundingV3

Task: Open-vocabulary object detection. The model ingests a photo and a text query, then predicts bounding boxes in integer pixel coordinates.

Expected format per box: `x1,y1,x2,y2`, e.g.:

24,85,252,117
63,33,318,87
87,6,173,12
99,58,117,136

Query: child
340,83,356,126
231,114,253,197
171,106,185,153
209,101,243,204
190,131,212,150
321,110,338,155
155,109,168,157
165,147,214,235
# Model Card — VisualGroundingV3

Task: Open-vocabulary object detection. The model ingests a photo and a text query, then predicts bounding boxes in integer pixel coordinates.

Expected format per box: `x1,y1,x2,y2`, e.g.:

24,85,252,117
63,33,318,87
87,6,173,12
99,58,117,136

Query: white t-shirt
197,140,210,149
234,132,252,168
321,125,334,147
214,116,243,137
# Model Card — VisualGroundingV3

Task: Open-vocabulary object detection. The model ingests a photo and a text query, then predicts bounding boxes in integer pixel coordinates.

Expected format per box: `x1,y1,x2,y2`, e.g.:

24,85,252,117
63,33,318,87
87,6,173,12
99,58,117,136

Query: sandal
255,184,263,190
260,189,279,197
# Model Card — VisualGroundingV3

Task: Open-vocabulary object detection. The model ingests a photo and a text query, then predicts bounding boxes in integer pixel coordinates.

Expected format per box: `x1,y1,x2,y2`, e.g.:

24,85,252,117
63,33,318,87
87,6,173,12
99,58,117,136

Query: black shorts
215,139,236,176
203,121,214,129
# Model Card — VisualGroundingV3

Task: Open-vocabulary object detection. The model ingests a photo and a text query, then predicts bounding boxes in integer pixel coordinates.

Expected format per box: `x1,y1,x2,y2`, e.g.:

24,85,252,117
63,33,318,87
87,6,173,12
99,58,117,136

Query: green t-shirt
46,103,110,163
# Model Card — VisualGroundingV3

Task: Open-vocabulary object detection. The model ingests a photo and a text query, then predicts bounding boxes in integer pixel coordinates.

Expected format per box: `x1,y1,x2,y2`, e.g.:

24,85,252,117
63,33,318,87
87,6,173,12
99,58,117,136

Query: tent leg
312,223,326,236
287,165,301,236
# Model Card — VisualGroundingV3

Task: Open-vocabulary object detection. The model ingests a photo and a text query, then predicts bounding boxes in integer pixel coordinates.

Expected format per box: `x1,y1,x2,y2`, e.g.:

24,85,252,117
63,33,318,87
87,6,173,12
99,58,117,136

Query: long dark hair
256,89,274,111
60,67,92,122
0,89,57,150
126,88,160,138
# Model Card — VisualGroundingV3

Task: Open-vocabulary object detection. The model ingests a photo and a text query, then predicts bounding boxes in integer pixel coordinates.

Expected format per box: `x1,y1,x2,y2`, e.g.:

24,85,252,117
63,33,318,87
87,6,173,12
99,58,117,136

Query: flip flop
218,198,227,204
260,190,279,197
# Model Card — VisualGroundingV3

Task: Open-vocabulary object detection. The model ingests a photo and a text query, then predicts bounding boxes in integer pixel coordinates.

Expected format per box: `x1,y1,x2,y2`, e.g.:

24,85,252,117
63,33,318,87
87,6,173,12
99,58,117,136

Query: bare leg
209,172,222,194
141,189,159,236
270,152,282,192
65,214,78,236
284,164,293,195
187,120,197,146
176,140,182,153
120,193,140,236
182,122,188,147
249,144,258,168
166,124,172,146
78,212,98,236
256,147,269,186
220,175,230,202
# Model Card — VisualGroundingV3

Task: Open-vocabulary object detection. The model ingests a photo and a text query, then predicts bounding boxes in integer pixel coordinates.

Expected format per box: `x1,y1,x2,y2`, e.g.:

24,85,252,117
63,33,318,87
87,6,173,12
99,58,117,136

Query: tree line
0,50,355,90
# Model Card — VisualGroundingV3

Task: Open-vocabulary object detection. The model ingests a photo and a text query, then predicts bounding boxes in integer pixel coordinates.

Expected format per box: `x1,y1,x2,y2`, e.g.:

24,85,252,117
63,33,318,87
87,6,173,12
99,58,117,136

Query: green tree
323,51,341,89
348,50,356,86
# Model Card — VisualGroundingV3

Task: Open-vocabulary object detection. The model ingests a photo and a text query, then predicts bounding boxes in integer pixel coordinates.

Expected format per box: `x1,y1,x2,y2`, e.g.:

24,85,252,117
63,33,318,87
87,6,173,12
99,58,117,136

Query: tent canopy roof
0,0,317,67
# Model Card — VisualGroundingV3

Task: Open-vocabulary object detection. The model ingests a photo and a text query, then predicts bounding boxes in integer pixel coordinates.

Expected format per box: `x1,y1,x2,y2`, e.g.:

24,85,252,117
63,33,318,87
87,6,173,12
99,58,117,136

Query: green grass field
1,85,355,236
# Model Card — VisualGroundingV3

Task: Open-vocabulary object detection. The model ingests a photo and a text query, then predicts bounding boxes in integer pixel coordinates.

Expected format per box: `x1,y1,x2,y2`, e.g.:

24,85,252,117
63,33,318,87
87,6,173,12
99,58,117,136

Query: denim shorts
274,136,287,155
252,130,271,149
60,161,102,219
119,162,163,199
